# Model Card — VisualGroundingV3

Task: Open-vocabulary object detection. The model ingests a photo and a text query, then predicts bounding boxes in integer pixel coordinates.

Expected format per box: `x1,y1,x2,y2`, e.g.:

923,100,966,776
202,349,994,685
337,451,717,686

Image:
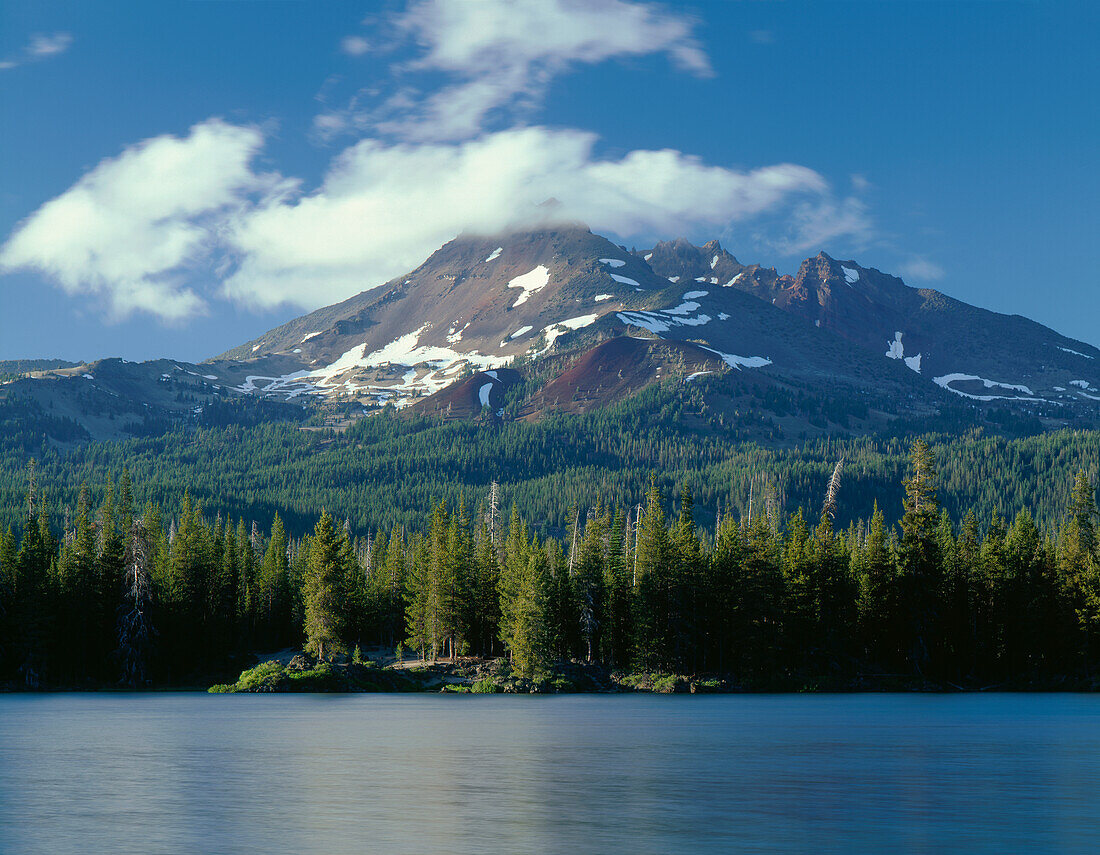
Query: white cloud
340,36,370,56
0,3,885,325
223,126,827,311
3,118,852,319
324,0,711,141
1,32,73,70
768,195,874,256
897,256,945,281
0,119,271,321
28,33,73,57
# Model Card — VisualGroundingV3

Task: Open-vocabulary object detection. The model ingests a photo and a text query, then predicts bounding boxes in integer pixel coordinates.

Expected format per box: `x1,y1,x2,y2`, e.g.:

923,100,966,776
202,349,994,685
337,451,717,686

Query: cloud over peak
3,120,853,321
224,126,828,311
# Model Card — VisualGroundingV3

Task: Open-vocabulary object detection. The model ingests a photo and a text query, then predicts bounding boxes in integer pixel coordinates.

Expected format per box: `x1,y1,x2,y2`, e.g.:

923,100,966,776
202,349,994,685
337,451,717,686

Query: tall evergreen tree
302,510,346,661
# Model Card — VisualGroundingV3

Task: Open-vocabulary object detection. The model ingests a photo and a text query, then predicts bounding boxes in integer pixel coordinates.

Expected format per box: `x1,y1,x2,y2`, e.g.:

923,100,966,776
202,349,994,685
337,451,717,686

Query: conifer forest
4,439,1100,691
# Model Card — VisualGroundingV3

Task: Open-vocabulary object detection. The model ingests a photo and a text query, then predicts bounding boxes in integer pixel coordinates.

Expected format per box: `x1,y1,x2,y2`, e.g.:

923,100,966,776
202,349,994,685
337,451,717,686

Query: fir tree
302,511,346,661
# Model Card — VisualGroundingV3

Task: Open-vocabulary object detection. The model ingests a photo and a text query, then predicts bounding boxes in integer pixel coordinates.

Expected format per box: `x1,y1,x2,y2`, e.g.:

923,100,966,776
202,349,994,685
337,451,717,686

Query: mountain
701,250,1100,405
204,225,933,414
5,223,1099,445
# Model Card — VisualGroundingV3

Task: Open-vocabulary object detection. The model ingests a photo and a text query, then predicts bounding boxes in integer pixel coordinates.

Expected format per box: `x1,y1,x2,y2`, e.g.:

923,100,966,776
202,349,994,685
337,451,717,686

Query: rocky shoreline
208,654,740,694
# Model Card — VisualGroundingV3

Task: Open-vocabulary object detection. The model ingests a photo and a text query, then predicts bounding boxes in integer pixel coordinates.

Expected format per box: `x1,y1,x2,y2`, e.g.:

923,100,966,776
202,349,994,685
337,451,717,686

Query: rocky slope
707,250,1100,404
7,224,1099,442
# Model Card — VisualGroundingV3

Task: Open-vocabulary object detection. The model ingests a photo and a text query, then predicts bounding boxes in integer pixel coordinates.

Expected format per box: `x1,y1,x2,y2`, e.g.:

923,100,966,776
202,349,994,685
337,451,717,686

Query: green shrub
652,674,678,693
471,678,500,693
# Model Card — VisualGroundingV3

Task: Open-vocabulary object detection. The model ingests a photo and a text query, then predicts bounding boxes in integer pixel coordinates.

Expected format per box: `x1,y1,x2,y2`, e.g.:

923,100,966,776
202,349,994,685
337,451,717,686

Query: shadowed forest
3,440,1100,691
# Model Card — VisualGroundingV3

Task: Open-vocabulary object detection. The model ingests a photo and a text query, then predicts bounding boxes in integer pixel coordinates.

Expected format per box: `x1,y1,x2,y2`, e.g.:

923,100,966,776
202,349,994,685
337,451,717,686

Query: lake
2,693,1100,853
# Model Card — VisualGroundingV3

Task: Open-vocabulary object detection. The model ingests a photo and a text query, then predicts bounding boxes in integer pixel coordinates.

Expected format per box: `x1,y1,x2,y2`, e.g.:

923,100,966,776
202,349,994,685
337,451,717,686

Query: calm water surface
2,693,1100,854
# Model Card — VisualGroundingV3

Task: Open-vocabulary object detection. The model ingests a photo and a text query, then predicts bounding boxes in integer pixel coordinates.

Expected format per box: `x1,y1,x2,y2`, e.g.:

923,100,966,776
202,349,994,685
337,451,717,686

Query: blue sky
1,0,1096,363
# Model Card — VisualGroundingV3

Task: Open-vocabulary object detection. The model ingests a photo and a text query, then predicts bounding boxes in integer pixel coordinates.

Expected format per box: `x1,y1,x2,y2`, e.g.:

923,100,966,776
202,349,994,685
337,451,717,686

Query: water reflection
1,694,1100,853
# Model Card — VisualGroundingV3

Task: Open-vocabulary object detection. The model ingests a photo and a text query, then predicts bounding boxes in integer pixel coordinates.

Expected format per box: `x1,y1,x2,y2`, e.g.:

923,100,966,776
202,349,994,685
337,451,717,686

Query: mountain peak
637,237,744,283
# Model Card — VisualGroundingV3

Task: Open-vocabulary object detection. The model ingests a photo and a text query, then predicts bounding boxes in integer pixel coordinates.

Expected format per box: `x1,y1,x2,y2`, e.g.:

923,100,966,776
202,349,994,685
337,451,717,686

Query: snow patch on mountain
616,306,712,333
509,325,533,339
508,265,550,307
485,247,503,263
599,258,625,268
664,301,701,316
478,382,493,407
842,266,859,285
610,273,641,288
934,373,1037,401
683,290,708,299
699,345,772,370
617,312,671,334
594,294,613,301
885,331,922,374
725,272,744,287
711,255,719,269
535,314,600,355
1059,346,1093,359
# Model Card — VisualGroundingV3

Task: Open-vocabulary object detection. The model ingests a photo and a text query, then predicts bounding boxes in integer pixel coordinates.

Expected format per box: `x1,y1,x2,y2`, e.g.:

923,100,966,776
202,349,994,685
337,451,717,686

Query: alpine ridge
4,224,1099,442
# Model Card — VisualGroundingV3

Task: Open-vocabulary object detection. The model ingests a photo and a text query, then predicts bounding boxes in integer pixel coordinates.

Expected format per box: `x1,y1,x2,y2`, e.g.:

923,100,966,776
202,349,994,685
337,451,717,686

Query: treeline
2,391,1099,542
3,442,1100,689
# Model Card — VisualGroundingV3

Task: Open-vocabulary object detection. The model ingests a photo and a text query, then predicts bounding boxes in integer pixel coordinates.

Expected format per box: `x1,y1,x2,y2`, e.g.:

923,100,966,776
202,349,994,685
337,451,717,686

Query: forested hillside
0,379,1097,540
3,443,1100,691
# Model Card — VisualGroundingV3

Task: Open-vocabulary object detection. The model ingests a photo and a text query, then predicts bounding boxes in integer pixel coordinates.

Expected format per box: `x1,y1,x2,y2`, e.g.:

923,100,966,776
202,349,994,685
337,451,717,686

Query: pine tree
56,483,97,681
117,519,156,686
302,511,346,661
13,463,53,687
601,508,631,666
897,440,943,676
256,513,290,647
508,542,550,677
634,478,673,669
671,487,702,670
857,502,895,666
381,524,406,649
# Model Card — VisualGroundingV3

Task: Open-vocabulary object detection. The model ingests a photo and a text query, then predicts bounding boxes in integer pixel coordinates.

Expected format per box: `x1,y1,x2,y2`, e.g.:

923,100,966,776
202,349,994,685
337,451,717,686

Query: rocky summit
5,224,1099,441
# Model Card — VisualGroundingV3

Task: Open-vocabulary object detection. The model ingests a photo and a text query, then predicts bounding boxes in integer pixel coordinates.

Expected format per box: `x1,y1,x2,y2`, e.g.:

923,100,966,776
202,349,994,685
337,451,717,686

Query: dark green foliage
8,441,1100,690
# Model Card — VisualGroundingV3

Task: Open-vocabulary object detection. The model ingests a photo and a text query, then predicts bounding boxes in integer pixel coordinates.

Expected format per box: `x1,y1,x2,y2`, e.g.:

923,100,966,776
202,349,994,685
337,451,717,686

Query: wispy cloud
897,256,946,281
340,36,370,57
767,195,874,256
1,32,73,71
318,0,711,142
